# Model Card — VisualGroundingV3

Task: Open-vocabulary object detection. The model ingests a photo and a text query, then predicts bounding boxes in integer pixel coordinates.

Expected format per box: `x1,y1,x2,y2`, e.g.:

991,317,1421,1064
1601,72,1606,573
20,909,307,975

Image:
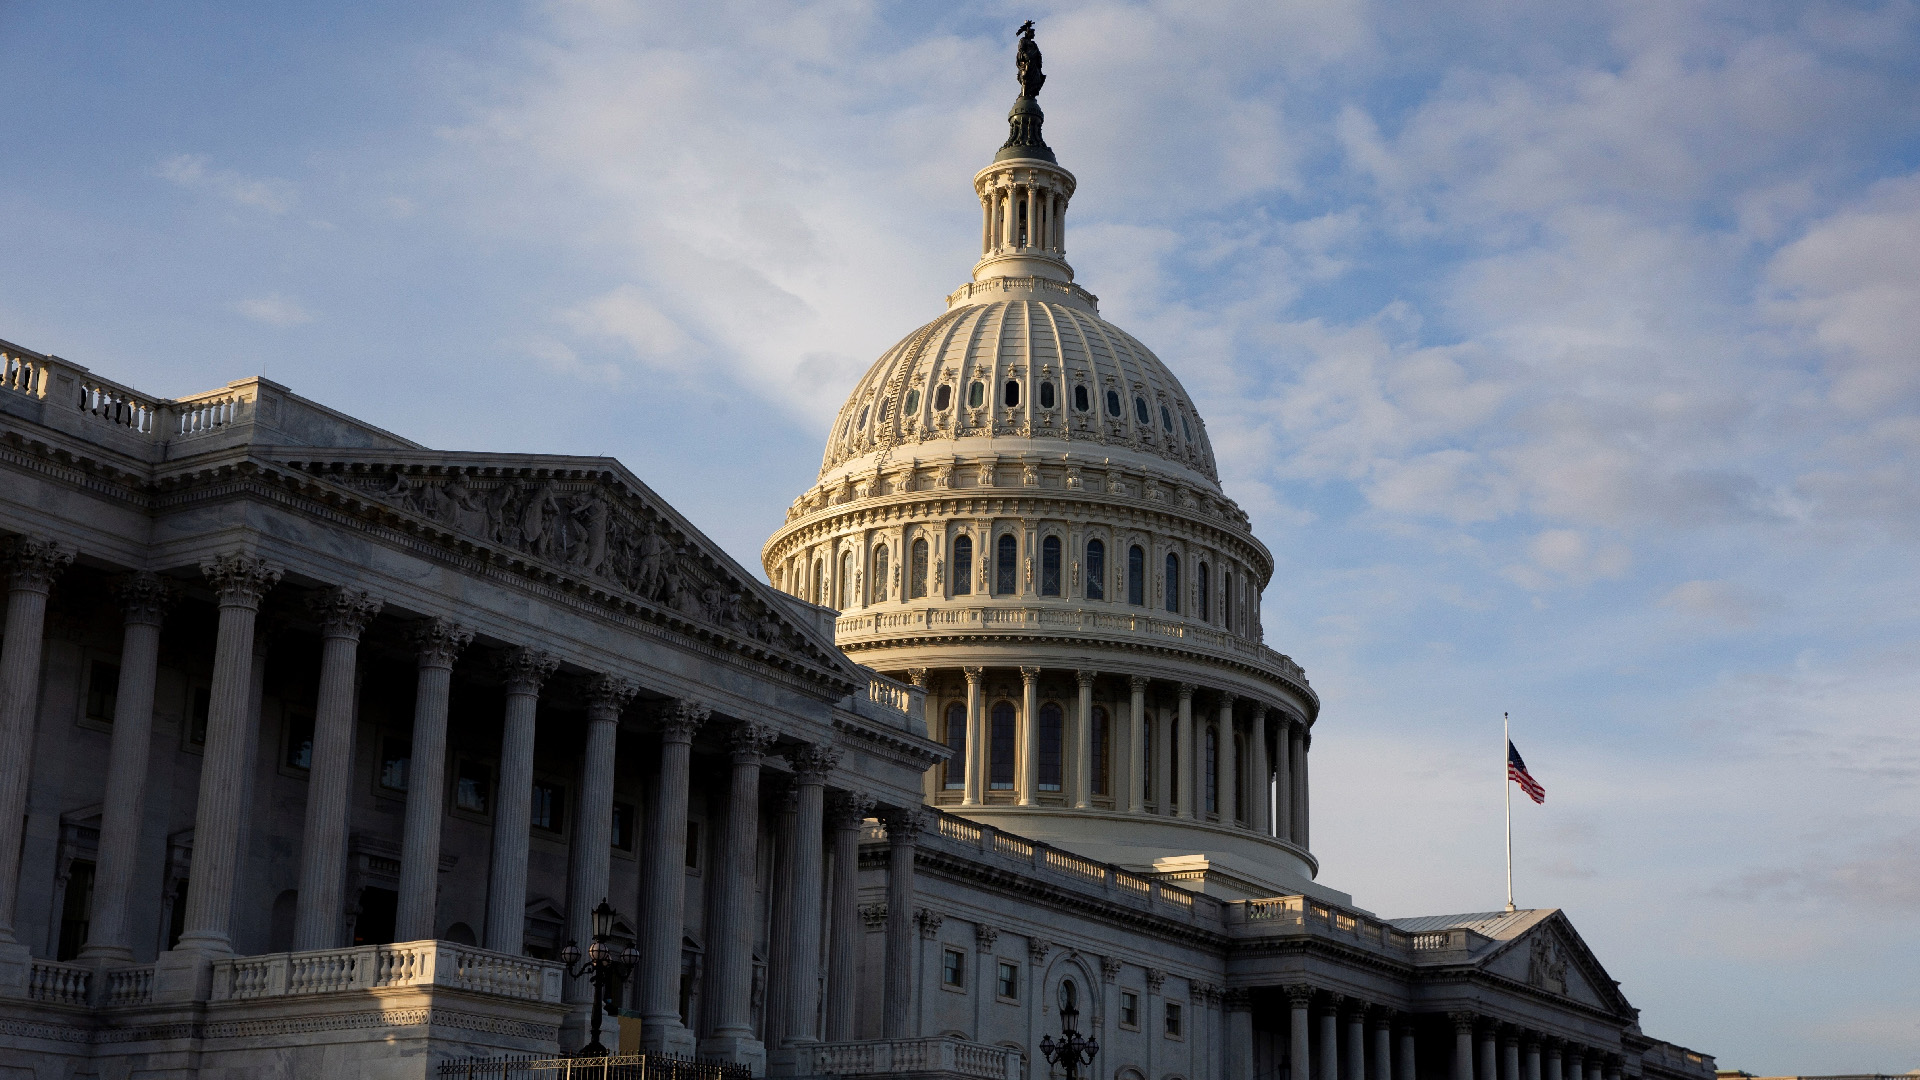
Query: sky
2,0,1917,1070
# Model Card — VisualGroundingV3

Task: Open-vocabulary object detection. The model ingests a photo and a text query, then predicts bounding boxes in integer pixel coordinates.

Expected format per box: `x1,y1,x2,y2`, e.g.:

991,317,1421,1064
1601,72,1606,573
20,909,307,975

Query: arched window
1134,396,1151,425
1222,568,1233,630
1085,539,1105,600
1234,732,1247,821
967,381,985,408
872,544,889,603
905,388,921,415
1181,414,1193,441
1091,705,1110,796
933,384,952,411
1127,545,1145,606
1205,727,1219,816
812,558,824,606
857,406,869,429
1041,536,1061,596
1160,404,1173,431
943,702,966,789
1165,552,1181,613
995,534,1017,595
1074,384,1090,412
1038,702,1064,791
1038,381,1056,409
1105,389,1122,417
838,550,853,609
990,702,1017,789
910,538,929,599
953,535,974,596
1004,380,1021,408
1197,561,1210,622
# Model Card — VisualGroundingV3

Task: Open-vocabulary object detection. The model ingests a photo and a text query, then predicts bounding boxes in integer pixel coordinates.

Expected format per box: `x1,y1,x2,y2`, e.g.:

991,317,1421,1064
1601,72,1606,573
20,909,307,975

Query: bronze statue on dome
1016,21,1045,99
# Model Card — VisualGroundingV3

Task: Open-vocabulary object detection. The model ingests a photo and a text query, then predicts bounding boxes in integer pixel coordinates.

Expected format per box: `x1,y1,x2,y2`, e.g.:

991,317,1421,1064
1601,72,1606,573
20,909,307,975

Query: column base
699,1032,766,1075
74,943,137,968
559,1006,622,1055
0,941,29,999
640,1016,699,1059
152,945,221,1004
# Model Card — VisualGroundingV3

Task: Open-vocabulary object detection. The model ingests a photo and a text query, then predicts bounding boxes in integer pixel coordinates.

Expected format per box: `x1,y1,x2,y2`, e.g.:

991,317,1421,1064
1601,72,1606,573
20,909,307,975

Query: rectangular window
378,735,410,792
530,780,567,835
188,686,211,747
1041,536,1061,596
283,712,314,771
454,758,491,815
1091,706,1110,797
997,961,1019,1000
1120,991,1139,1028
611,801,635,851
56,859,94,961
953,536,973,596
1085,540,1105,600
996,534,1018,595
943,948,965,988
685,820,702,869
1128,545,1145,606
1165,1001,1183,1038
86,660,119,722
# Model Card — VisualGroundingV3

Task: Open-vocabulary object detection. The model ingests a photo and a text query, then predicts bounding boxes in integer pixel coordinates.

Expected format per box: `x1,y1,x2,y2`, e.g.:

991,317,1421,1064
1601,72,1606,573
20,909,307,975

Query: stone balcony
788,1036,1023,1080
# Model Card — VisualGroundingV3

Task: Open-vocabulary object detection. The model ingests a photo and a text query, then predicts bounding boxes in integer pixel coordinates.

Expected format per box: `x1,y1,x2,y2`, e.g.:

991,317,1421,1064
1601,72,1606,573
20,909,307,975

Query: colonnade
0,536,924,1067
915,667,1310,848
1268,989,1633,1080
980,176,1067,256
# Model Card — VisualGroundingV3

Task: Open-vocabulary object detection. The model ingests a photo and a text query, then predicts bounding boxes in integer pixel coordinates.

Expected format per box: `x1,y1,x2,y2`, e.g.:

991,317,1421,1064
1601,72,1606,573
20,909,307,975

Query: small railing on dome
436,1054,749,1080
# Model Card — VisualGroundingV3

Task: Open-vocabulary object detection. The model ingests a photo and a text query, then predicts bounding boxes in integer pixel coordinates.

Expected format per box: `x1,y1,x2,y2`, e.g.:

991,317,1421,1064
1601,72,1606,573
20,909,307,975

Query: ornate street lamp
558,899,642,1057
1039,978,1099,1080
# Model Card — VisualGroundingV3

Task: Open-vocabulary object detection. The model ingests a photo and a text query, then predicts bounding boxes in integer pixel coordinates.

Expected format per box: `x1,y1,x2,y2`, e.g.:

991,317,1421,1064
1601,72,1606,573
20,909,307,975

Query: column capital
915,907,943,938
200,551,281,608
730,721,778,762
1502,1027,1521,1047
962,666,984,684
1100,955,1122,982
116,571,175,627
658,699,709,742
974,923,999,953
1145,968,1167,993
1026,937,1051,963
409,617,474,668
880,806,927,844
1018,666,1041,684
1250,701,1269,720
585,673,640,720
788,743,840,783
1075,669,1097,688
498,646,559,695
1369,1004,1396,1027
825,790,874,828
2,535,75,593
309,587,383,640
1129,674,1150,693
1284,982,1314,1007
1449,1010,1479,1033
905,667,930,688
1224,988,1252,1010
1177,681,1197,701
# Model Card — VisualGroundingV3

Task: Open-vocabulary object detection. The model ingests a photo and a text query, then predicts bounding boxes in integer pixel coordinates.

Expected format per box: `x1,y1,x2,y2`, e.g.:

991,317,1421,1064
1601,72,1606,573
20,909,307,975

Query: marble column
395,618,473,943
293,587,383,952
1153,701,1173,816
78,572,171,964
962,667,985,806
1397,1022,1417,1080
1073,670,1095,809
1502,1030,1521,1080
1319,995,1342,1080
1127,676,1148,813
1249,704,1269,837
1478,1025,1498,1080
1344,1003,1366,1080
1587,1057,1604,1080
1290,723,1309,847
1286,985,1312,1080
908,669,935,804
764,779,797,1044
1274,717,1293,841
783,744,836,1047
640,701,706,1056
485,647,558,955
1017,667,1040,806
703,722,775,1065
1371,1010,1392,1080
1546,1041,1564,1080
1564,1048,1584,1080
1449,1013,1476,1080
1218,694,1237,825
881,808,924,1039
825,791,873,1042
1525,1039,1543,1080
563,674,636,1021
172,553,280,959
0,537,73,955
1226,990,1253,1080
1177,683,1197,819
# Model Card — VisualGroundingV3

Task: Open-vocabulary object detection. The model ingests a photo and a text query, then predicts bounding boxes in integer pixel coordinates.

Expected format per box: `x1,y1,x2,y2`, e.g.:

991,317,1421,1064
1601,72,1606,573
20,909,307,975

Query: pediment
1484,913,1633,1016
275,450,863,693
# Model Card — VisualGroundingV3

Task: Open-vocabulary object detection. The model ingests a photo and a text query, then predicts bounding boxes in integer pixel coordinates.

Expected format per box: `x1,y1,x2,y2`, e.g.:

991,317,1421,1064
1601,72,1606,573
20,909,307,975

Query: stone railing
845,668,926,734
1234,896,1431,957
102,964,156,1006
0,343,248,448
212,940,563,1003
798,1036,1023,1080
26,958,91,1006
834,604,1310,694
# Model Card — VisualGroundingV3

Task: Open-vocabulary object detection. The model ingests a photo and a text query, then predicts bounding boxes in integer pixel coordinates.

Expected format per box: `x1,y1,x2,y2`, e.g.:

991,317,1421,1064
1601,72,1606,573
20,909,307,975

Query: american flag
1508,740,1545,804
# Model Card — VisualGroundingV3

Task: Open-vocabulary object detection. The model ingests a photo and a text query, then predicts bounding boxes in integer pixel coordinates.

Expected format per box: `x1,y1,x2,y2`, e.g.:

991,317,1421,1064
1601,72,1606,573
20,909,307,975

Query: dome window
1085,539,1105,600
1160,405,1173,431
1165,552,1181,612
910,538,929,599
1127,545,1146,606
1106,389,1122,417
953,535,974,595
1003,380,1020,408
995,534,1018,594
967,381,985,408
1041,535,1061,596
1181,414,1192,441
858,406,870,429
934,385,952,411
1134,396,1151,426
905,388,921,415
1038,381,1055,409
1074,385,1090,412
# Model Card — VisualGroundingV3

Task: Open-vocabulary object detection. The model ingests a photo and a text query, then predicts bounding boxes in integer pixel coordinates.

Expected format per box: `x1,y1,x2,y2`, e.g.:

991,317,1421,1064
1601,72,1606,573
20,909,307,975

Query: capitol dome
765,49,1335,904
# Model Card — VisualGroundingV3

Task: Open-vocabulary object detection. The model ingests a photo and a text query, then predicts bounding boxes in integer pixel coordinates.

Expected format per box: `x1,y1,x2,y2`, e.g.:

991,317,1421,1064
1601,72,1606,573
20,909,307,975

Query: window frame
529,775,570,840
1119,990,1141,1030
375,732,411,795
81,656,120,731
953,535,974,596
1040,534,1062,596
910,537,930,599
995,533,1018,595
989,701,1017,790
1165,1000,1184,1039
934,384,952,411
1037,701,1064,792
942,947,967,990
450,754,494,821
1106,389,1123,417
995,959,1021,1002
1085,538,1106,600
1165,551,1181,613
1038,381,1056,409
1128,545,1146,606
943,701,967,790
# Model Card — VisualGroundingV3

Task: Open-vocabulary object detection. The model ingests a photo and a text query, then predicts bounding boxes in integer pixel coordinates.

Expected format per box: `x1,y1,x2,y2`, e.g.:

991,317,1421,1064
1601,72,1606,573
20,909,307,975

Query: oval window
1106,389,1122,417
1074,385,1090,412
1039,381,1055,409
1181,414,1192,441
905,388,921,414
967,381,985,408
1160,405,1173,431
1134,396,1151,425
1003,380,1020,407
934,384,952,411
858,406,870,428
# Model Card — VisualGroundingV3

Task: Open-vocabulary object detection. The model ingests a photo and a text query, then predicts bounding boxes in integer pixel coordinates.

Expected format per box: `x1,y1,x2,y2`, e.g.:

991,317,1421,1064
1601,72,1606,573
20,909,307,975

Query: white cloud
234,294,313,327
158,153,296,214
1659,580,1781,626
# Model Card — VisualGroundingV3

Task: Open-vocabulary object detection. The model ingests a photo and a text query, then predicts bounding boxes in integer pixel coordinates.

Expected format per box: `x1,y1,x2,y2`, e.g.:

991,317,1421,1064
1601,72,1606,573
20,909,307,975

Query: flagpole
1504,711,1515,912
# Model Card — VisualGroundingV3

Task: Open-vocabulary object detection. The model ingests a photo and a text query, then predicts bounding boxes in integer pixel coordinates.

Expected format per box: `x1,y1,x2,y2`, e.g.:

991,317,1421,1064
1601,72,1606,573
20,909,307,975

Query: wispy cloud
235,295,313,327
158,153,296,214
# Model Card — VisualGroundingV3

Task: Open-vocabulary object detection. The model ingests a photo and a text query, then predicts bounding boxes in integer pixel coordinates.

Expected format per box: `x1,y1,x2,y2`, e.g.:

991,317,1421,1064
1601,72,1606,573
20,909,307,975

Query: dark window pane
189,687,211,746
612,802,635,851
1041,536,1061,596
1003,380,1020,407
379,735,410,792
1074,385,1090,412
1106,390,1122,417
953,536,973,596
530,781,566,834
1134,396,1151,425
284,712,314,770
998,961,1019,999
1038,703,1063,791
944,702,967,789
990,702,1016,789
1198,563,1211,622
1039,382,1055,409
56,860,93,960
1092,706,1109,796
685,821,701,869
934,384,952,411
1128,546,1145,606
996,534,1017,594
1085,540,1105,600
911,539,929,599
967,381,984,408
1205,728,1218,815
1165,553,1181,612
455,759,491,814
86,660,119,721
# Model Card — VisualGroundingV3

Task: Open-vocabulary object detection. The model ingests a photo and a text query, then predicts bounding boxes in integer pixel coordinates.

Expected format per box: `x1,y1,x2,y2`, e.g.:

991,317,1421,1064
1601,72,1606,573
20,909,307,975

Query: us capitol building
0,30,1716,1080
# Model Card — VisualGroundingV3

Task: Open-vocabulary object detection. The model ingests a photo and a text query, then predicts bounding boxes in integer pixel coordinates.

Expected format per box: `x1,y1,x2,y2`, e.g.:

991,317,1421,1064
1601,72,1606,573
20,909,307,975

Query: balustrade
0,342,254,452
27,959,90,1006
210,940,562,1004
102,964,155,1006
798,1037,1021,1080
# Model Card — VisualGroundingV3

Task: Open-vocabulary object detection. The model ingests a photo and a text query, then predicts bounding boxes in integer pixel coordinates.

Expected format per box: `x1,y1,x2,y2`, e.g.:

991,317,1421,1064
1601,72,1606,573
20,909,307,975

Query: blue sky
3,1,1917,1069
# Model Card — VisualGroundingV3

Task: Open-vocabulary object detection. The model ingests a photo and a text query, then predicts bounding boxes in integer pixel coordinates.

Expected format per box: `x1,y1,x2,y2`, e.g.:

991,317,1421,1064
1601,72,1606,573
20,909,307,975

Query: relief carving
1527,933,1568,995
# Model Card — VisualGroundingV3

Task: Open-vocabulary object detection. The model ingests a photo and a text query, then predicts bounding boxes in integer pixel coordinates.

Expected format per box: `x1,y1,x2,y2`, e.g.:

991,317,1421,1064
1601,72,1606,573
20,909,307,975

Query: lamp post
559,899,642,1057
1039,978,1099,1080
